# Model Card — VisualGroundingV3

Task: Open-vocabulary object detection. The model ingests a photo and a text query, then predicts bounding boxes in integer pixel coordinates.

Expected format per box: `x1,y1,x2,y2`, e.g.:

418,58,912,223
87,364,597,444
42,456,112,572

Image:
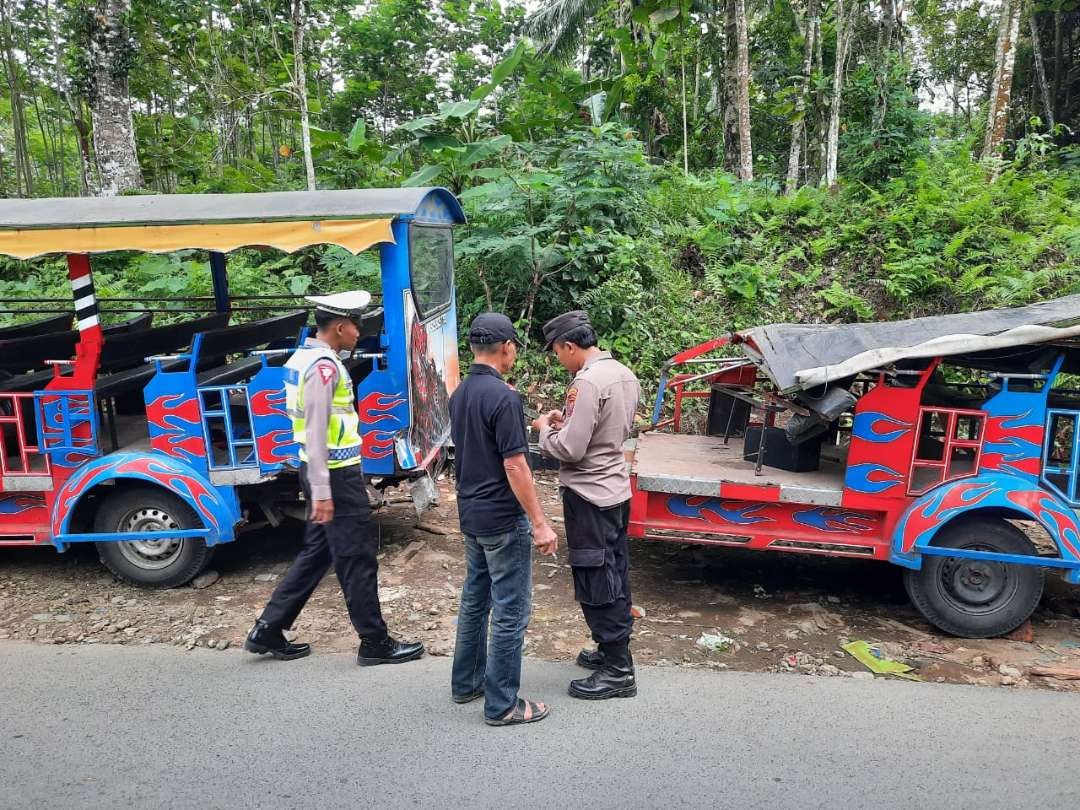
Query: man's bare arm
503,453,558,555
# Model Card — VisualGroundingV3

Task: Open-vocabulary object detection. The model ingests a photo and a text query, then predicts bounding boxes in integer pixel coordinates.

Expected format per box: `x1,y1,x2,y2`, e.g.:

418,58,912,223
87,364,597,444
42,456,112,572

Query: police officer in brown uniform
534,311,641,700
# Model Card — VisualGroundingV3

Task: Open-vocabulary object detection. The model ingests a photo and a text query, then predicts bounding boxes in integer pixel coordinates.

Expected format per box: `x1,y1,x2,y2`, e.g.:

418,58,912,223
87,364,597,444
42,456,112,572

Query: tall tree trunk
1030,13,1055,129
809,10,825,187
292,0,317,191
44,0,70,194
72,101,96,195
87,0,143,195
733,0,753,181
1051,6,1063,124
823,0,855,187
692,48,702,122
786,0,818,194
983,0,1022,159
950,78,961,137
722,0,740,174
0,0,34,196
681,18,689,176
873,0,898,131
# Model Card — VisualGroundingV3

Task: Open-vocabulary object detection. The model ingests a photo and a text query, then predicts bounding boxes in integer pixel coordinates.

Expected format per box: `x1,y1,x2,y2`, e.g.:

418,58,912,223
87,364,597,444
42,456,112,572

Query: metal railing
199,385,257,471
0,393,49,477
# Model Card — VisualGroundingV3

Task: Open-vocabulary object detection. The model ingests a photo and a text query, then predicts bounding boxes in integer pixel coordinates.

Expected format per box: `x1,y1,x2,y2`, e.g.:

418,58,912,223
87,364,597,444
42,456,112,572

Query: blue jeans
451,516,533,720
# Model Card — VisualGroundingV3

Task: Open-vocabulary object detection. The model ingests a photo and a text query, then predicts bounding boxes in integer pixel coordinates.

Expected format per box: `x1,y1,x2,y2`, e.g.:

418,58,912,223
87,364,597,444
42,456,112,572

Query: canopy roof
736,294,1080,394
0,188,465,259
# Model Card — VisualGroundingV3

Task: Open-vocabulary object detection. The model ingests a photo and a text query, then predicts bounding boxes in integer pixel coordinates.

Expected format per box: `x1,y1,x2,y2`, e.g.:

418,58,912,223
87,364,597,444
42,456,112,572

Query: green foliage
3,0,1080,397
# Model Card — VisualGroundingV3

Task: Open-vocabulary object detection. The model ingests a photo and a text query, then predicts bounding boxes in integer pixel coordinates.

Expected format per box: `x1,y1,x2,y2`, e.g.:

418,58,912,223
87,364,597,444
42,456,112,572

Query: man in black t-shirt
449,312,558,727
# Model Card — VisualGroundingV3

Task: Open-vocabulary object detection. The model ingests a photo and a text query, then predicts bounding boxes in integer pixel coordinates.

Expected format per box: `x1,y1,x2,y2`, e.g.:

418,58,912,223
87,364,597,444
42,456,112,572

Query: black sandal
452,689,484,704
484,698,549,726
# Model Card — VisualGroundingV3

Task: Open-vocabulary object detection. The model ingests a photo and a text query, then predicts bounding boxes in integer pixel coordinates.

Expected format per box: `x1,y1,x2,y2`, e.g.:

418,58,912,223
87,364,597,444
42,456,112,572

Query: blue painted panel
412,188,466,224
34,390,99,468
356,225,412,476
248,360,300,475
49,452,240,550
144,368,207,474
890,472,1080,584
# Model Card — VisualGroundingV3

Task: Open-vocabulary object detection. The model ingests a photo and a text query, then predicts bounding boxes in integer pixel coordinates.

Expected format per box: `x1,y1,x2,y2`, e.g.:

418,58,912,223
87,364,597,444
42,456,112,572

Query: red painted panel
629,490,890,560
720,482,780,502
842,377,921,510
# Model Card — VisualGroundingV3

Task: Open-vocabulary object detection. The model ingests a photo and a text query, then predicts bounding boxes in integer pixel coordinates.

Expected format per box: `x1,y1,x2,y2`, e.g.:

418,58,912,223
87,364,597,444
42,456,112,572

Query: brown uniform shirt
539,351,640,507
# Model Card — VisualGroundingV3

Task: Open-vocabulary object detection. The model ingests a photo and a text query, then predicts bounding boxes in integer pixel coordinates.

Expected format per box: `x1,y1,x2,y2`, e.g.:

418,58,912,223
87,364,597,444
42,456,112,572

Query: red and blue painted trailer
0,188,464,587
630,296,1080,637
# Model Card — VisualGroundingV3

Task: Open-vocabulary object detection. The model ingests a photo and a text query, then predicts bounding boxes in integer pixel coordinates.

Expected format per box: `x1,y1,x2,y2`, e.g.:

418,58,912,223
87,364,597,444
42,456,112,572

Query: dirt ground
2,473,1080,693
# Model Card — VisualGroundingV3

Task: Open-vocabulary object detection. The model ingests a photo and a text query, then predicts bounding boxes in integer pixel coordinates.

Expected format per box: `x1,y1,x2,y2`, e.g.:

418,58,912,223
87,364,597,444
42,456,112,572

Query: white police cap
305,290,372,321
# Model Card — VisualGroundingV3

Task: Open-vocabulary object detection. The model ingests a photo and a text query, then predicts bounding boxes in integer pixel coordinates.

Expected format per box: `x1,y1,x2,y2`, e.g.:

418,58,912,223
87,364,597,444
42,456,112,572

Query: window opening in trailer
908,407,985,494
408,225,453,319
1044,410,1080,505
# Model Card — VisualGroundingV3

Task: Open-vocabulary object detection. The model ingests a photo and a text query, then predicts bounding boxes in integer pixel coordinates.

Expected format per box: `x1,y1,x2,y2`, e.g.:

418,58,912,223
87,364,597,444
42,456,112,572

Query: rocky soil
2,474,1079,692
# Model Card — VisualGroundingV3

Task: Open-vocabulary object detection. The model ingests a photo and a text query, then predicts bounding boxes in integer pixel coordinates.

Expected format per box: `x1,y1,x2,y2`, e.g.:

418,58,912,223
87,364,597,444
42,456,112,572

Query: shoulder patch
565,385,578,418
314,361,337,386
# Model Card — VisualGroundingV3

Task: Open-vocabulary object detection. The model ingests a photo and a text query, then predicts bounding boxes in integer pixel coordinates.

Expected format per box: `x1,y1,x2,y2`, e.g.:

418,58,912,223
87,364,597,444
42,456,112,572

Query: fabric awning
0,218,395,259
737,293,1080,394
793,323,1080,389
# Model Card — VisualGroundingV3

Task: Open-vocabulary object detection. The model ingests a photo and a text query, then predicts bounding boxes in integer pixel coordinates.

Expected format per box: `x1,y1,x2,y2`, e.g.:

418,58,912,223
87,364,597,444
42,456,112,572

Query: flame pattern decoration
51,453,235,539
362,431,396,460
255,429,296,464
895,475,1080,566
250,388,288,419
666,495,773,525
39,394,97,467
1004,489,1080,560
358,391,407,424
981,408,1043,479
900,481,998,554
146,393,206,464
846,462,906,495
851,412,912,444
0,494,44,515
792,507,876,533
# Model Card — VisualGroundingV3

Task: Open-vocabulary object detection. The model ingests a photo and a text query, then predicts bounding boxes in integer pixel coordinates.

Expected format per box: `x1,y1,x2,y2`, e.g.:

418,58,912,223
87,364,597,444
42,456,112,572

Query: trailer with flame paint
0,188,464,587
633,296,1080,637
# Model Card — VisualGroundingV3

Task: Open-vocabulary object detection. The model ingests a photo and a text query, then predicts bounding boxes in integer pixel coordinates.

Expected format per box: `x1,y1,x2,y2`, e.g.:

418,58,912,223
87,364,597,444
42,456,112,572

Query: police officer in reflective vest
246,291,424,666
535,310,641,699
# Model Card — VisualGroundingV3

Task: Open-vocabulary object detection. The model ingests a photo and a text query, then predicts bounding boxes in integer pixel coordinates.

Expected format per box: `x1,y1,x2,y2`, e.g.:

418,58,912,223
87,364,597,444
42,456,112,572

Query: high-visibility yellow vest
284,347,362,469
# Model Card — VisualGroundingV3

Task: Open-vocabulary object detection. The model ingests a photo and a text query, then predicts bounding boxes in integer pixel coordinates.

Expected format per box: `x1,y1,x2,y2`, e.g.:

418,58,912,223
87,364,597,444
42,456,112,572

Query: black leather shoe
569,641,636,699
576,648,605,670
244,620,311,661
357,635,425,666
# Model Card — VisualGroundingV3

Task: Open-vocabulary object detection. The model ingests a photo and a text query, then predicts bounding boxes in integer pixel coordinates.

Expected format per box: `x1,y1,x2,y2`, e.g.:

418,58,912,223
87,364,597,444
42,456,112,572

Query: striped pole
68,254,102,338
66,253,102,382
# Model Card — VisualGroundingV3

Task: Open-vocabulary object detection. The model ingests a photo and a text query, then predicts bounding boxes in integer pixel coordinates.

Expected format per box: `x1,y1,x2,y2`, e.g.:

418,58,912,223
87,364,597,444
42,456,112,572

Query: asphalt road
1,643,1078,810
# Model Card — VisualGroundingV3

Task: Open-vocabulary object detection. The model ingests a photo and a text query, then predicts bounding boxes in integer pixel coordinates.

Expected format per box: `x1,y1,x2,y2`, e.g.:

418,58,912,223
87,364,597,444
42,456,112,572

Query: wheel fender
890,472,1080,582
51,452,240,544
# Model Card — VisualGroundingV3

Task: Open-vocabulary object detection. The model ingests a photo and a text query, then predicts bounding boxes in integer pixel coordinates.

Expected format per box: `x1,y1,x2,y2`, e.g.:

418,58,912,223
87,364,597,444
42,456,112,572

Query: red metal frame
907,407,986,495
0,393,50,478
653,362,757,432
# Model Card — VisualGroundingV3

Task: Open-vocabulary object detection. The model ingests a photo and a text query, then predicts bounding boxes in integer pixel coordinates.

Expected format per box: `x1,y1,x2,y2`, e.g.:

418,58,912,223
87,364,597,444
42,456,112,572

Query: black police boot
576,647,605,670
244,619,311,661
357,634,425,666
568,640,637,700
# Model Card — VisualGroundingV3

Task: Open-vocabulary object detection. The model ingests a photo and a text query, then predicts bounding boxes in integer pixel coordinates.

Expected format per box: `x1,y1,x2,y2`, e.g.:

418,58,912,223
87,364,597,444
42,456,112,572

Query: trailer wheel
904,518,1044,638
94,487,212,588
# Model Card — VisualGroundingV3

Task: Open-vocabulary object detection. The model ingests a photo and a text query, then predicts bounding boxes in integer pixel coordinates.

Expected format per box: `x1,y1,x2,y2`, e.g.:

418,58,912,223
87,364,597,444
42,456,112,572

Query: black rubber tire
904,517,1044,638
93,487,212,588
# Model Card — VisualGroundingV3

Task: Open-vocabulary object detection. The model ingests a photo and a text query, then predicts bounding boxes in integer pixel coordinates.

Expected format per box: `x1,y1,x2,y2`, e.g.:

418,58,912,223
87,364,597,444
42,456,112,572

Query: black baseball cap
542,310,592,349
468,312,524,347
